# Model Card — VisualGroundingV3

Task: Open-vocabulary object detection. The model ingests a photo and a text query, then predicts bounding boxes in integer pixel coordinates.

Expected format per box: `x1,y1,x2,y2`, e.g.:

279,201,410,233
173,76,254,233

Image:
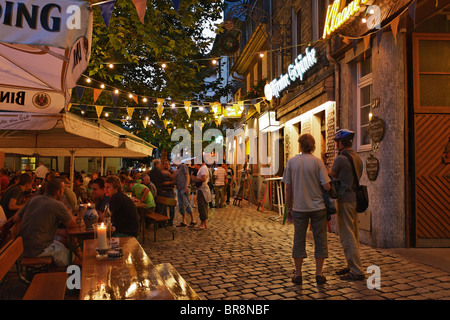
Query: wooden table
67,224,94,264
134,201,149,243
80,237,175,300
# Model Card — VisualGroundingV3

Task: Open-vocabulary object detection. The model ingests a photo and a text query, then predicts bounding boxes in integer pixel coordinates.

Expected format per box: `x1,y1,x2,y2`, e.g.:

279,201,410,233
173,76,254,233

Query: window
312,0,330,42
357,56,372,150
413,34,450,112
291,8,301,58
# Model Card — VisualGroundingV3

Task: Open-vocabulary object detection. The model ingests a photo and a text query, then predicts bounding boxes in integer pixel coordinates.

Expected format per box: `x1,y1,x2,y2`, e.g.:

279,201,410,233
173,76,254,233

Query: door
413,33,450,247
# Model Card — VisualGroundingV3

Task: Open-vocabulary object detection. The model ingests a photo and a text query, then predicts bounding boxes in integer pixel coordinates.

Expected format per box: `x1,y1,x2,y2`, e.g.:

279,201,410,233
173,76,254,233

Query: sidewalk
143,202,450,300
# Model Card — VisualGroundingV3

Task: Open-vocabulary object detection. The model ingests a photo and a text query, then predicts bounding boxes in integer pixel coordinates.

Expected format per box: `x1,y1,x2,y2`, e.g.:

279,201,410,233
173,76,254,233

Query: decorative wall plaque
369,116,385,143
366,154,379,181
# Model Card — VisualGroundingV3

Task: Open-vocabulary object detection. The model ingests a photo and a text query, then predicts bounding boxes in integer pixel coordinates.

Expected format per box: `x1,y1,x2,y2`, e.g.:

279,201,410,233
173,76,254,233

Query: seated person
104,175,139,237
13,178,78,267
0,173,32,219
128,179,155,212
91,177,110,216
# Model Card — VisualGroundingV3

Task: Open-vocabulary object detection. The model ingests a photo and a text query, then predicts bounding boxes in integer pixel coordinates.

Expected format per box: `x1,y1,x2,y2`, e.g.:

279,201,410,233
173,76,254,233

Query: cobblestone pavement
142,202,450,301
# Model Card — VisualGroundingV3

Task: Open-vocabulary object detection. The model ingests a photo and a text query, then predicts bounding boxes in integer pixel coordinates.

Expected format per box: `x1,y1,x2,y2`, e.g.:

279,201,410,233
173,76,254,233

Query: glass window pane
360,84,371,106
360,56,372,78
420,74,450,106
360,126,371,146
360,105,371,126
419,40,450,73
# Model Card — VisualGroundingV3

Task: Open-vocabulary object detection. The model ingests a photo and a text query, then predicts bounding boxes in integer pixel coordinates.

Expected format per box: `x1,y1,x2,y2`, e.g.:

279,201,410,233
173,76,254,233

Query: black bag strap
341,152,360,189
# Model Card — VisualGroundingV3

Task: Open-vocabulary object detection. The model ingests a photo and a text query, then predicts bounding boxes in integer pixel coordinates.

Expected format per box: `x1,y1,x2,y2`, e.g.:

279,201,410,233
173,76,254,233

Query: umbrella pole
101,156,104,176
70,150,75,190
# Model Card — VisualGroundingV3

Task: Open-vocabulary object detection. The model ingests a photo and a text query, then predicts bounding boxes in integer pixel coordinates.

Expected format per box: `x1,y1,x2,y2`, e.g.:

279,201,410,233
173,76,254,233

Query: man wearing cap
329,129,365,281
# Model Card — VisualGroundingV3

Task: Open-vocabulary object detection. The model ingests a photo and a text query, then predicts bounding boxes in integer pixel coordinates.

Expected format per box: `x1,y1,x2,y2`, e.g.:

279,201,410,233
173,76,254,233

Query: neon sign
323,0,369,39
264,47,317,100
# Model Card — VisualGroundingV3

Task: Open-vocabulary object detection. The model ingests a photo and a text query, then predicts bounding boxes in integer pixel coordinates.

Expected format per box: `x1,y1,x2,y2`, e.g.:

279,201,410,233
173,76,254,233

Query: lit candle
97,222,108,250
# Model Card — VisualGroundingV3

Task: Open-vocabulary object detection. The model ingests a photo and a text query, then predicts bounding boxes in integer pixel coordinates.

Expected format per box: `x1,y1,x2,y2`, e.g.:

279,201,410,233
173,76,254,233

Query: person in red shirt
0,168,9,192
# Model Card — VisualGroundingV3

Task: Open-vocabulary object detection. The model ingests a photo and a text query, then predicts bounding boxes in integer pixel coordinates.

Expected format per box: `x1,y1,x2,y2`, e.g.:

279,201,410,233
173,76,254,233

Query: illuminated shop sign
323,0,370,39
264,47,317,100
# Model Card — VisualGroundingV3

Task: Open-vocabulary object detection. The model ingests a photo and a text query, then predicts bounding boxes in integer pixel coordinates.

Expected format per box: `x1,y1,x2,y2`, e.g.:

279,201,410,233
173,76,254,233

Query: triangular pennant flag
132,95,138,104
163,119,168,129
157,98,164,119
167,128,172,136
172,0,181,11
95,105,104,118
217,116,222,126
352,39,358,55
127,107,135,119
408,0,417,27
391,16,400,45
147,98,153,109
67,103,73,111
112,107,119,118
76,86,85,101
184,101,192,118
250,99,257,105
255,102,261,113
131,0,146,24
244,104,249,114
99,0,116,29
376,29,383,53
343,36,351,45
111,91,119,106
142,119,148,128
93,89,102,103
364,34,371,52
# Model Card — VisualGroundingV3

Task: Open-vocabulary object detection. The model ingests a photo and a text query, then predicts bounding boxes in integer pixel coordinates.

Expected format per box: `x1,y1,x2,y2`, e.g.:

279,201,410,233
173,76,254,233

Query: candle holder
93,222,111,257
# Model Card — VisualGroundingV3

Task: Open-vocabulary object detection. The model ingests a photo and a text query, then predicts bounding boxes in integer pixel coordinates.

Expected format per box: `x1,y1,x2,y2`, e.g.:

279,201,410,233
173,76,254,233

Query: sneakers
315,274,327,285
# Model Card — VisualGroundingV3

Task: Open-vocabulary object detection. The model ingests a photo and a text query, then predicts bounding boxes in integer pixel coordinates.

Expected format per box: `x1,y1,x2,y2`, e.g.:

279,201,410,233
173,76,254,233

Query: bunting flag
255,102,261,113
132,0,147,24
244,104,249,114
217,116,222,126
184,101,192,118
111,91,119,106
342,36,351,45
131,95,138,104
99,0,116,29
127,107,135,119
68,103,73,111
93,89,102,103
238,101,244,111
364,34,371,52
172,0,181,11
76,86,85,101
376,29,383,53
352,39,358,55
157,98,164,119
147,98,153,109
167,127,172,135
391,15,400,45
142,119,148,128
409,0,417,27
95,105,104,118
163,119,168,129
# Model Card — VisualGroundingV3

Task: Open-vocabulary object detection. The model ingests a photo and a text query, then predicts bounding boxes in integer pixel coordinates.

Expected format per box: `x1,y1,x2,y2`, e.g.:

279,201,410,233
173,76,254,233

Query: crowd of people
0,158,236,267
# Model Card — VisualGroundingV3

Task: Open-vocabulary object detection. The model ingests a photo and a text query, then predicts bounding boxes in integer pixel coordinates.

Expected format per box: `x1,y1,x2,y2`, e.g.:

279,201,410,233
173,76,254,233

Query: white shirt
197,165,211,202
35,164,49,179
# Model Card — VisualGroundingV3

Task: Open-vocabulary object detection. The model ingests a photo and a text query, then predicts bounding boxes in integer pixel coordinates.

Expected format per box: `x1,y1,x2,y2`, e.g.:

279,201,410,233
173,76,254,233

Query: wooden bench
0,237,67,300
6,221,53,283
145,196,176,242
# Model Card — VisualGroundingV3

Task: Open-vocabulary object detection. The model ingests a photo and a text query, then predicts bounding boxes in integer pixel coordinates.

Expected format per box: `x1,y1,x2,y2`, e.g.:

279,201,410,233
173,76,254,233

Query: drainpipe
326,39,340,129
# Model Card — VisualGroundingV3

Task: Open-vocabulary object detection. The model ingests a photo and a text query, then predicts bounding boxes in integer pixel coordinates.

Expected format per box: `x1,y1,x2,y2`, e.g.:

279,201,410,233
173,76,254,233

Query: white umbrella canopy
0,0,93,114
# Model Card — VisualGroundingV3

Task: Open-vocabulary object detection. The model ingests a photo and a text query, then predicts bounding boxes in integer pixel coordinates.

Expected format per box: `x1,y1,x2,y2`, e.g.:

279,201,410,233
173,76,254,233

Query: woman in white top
190,160,211,230
283,133,331,285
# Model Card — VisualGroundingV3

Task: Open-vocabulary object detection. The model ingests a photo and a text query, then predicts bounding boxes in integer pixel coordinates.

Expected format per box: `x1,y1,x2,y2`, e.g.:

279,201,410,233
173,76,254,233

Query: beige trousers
337,201,363,275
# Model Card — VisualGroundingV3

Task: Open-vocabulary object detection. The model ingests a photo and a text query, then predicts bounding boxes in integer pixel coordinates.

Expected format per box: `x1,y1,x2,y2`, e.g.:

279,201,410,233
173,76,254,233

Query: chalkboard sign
234,171,246,198
366,154,379,181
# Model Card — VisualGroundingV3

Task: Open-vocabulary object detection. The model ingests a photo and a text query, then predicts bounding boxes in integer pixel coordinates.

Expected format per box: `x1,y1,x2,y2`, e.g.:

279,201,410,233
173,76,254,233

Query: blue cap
334,129,355,141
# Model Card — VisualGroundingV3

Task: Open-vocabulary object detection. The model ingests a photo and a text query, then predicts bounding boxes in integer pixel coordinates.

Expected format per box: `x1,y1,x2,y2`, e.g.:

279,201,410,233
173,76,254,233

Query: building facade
224,0,450,248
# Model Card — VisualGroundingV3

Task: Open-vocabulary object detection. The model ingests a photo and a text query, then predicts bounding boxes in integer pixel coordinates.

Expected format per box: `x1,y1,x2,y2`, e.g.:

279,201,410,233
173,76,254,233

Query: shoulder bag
341,153,369,213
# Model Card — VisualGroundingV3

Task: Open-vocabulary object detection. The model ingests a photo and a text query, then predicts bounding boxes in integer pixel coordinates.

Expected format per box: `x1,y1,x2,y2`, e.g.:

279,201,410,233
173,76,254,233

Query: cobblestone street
142,202,450,301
